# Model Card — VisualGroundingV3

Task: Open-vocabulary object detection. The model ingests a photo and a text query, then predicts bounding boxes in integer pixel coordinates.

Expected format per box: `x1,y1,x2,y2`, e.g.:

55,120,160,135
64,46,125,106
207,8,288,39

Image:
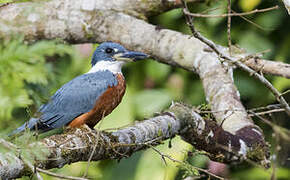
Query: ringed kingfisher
10,42,148,135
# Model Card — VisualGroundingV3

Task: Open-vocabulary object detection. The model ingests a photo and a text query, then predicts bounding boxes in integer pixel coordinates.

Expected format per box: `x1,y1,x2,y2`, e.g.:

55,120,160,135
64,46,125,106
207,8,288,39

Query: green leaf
0,0,13,3
273,77,290,92
239,0,261,12
0,37,78,120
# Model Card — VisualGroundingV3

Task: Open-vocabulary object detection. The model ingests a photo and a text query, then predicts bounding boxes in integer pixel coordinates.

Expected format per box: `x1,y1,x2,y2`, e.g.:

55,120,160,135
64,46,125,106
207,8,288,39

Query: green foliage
149,0,290,179
0,130,48,168
0,0,290,179
178,162,200,179
239,0,261,11
0,38,79,127
13,131,49,162
232,167,290,179
0,0,13,3
0,38,82,178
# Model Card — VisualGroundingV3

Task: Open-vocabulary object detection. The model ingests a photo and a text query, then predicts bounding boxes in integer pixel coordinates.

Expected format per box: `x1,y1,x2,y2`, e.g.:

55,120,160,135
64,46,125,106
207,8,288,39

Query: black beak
113,51,149,62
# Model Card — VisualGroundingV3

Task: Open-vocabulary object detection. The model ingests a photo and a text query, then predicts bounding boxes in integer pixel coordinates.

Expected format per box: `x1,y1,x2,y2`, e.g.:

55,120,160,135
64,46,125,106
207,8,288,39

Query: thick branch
0,0,287,79
0,1,274,178
0,0,270,158
0,103,270,179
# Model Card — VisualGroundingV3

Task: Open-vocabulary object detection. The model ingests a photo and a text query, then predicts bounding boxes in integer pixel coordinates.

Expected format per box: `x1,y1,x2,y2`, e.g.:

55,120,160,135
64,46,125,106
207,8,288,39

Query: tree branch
281,0,290,14
182,0,290,117
244,58,290,78
0,0,288,78
0,103,270,180
183,5,279,17
0,0,272,170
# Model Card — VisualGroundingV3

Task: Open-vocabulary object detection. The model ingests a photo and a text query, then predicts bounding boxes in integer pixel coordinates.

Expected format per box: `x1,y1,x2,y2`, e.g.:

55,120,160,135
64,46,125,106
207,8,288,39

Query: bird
9,42,148,135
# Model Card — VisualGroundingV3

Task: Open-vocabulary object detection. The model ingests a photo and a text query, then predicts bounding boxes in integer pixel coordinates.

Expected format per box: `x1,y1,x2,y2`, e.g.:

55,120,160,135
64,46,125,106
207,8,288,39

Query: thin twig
149,145,225,180
239,49,271,63
197,104,285,116
249,110,290,141
36,168,89,180
183,5,279,18
249,104,282,111
227,0,232,55
83,129,101,178
201,6,222,14
181,0,290,117
281,89,290,96
248,108,285,116
25,161,43,180
231,10,265,30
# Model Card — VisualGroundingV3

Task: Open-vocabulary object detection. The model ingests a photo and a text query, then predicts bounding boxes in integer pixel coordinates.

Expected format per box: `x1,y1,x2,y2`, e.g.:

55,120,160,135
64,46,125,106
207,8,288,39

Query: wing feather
35,70,118,131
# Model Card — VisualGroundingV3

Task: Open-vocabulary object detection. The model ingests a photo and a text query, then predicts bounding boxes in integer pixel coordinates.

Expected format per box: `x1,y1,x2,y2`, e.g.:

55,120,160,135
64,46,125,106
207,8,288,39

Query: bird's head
89,42,148,74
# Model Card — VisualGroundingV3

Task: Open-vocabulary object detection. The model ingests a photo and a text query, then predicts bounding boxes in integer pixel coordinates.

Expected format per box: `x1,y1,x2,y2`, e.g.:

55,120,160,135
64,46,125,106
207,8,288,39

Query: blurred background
0,0,289,179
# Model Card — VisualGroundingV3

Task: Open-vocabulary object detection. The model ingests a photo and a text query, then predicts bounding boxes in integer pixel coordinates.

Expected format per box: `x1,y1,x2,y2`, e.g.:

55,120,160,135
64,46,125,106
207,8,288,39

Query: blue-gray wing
39,71,118,130
10,71,118,134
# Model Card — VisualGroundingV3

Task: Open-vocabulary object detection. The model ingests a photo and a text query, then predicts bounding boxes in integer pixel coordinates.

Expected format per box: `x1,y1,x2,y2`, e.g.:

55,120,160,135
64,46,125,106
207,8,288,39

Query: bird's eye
105,48,113,54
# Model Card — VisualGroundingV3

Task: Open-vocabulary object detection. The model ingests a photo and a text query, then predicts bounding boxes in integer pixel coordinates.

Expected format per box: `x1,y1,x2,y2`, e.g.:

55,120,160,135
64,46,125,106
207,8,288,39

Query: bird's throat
87,61,125,74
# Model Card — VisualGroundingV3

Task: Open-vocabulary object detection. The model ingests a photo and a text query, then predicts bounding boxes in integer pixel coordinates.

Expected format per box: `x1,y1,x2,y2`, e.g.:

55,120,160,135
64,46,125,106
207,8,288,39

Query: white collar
87,61,125,74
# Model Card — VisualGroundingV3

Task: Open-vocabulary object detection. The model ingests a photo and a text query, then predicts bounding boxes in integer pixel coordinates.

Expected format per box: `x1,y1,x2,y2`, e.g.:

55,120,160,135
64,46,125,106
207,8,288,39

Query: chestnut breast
69,73,126,128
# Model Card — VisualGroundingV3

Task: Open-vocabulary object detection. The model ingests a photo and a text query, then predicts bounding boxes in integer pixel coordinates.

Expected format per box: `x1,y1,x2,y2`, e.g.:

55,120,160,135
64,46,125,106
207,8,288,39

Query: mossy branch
0,103,270,180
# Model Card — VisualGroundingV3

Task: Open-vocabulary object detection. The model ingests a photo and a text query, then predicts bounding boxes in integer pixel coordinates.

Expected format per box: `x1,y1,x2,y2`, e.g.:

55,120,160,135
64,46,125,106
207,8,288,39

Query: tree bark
0,0,281,178
244,58,290,78
0,103,270,180
281,0,290,14
0,0,265,133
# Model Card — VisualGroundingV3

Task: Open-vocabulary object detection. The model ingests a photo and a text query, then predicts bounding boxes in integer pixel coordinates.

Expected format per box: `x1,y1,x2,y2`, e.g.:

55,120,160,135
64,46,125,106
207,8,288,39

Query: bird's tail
8,118,39,136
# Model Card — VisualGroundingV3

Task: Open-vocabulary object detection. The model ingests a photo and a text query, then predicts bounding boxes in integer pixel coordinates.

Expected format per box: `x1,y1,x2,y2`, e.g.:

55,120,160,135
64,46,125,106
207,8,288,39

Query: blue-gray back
11,70,118,134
